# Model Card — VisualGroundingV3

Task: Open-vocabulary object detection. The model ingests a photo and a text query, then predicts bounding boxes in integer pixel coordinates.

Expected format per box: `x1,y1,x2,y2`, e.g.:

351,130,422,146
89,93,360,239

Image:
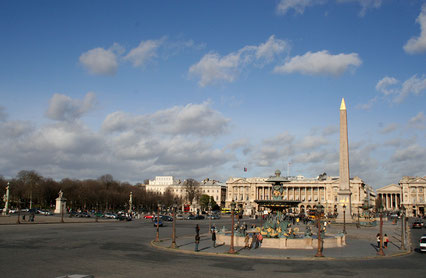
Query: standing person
195,233,200,252
376,233,381,248
195,224,200,235
250,233,256,249
384,234,389,248
257,233,263,248
244,234,250,249
211,229,216,248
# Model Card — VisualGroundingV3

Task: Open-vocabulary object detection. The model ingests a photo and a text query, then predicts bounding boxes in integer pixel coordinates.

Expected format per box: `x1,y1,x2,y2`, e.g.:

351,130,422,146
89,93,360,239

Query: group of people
244,232,263,249
195,224,218,252
376,233,390,248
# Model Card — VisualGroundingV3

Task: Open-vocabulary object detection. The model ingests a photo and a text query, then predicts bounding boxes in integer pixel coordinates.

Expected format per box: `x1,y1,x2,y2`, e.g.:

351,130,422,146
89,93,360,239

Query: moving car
143,214,154,219
186,214,205,220
176,214,184,220
419,235,426,252
412,221,423,229
161,215,173,221
153,219,163,227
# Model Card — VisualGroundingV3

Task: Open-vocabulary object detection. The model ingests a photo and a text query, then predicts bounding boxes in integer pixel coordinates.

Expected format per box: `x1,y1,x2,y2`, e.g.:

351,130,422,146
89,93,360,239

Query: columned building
376,184,402,211
225,174,374,216
376,176,426,217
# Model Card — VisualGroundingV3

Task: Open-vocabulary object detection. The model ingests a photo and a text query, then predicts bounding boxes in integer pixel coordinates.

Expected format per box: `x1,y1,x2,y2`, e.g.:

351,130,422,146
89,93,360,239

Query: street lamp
377,204,385,256
171,203,178,248
315,203,324,257
400,205,406,250
343,204,347,234
155,203,161,242
228,200,236,254
208,198,212,234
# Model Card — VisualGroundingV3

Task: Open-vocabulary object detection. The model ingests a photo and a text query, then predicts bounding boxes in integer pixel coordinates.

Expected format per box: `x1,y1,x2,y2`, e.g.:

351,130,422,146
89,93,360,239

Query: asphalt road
0,218,425,278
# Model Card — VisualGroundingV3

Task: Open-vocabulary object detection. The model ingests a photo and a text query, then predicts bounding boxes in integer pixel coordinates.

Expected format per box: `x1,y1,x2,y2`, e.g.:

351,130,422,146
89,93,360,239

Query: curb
150,237,413,261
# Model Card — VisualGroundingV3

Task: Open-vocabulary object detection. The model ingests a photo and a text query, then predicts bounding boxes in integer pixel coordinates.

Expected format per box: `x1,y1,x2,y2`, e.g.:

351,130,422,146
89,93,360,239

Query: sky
0,0,425,189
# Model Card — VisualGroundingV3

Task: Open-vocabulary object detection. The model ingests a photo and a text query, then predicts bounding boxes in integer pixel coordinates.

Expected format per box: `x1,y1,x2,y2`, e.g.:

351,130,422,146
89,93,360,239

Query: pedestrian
250,233,256,249
384,234,389,248
376,233,381,248
212,229,216,248
195,224,200,235
195,233,200,252
244,234,250,249
257,233,263,248
254,233,259,249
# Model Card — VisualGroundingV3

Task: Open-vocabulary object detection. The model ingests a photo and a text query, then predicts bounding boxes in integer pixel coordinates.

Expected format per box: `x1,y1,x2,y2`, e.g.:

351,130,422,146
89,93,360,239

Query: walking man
212,229,216,248
195,233,200,252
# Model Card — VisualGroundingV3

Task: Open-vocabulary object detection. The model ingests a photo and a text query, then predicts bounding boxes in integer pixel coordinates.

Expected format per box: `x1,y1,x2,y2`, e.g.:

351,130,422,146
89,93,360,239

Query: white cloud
189,35,289,86
102,101,229,137
124,38,164,67
277,0,381,16
379,123,398,134
276,0,321,15
46,92,97,122
337,0,382,17
375,76,399,95
255,35,289,62
79,46,120,75
409,112,425,130
404,4,426,54
0,106,7,122
274,50,362,76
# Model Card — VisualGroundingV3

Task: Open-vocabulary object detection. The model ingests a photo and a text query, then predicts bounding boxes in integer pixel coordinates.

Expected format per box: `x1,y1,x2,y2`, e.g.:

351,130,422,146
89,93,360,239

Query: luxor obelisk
336,98,352,223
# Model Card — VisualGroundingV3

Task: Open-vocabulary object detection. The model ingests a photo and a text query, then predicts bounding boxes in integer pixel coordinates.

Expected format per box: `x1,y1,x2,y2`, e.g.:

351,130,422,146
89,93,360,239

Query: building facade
225,174,375,216
377,176,426,217
146,176,226,210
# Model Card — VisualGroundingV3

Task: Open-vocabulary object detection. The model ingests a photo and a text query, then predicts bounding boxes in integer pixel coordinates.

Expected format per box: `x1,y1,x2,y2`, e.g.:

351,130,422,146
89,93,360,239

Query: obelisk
336,98,352,223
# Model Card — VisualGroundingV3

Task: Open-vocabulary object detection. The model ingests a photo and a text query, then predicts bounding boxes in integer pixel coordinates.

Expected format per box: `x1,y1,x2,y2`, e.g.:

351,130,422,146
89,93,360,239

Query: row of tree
0,170,215,212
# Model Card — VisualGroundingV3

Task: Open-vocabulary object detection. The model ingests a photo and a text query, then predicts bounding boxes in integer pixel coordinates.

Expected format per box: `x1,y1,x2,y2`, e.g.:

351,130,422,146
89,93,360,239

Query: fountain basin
217,233,346,249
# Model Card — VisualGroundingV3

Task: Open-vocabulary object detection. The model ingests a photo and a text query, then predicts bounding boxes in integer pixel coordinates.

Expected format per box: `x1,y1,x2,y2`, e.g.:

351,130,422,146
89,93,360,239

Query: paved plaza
0,215,425,278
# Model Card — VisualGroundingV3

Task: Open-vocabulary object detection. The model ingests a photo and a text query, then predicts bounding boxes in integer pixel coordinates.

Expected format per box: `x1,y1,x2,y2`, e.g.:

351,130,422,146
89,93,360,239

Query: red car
144,215,154,219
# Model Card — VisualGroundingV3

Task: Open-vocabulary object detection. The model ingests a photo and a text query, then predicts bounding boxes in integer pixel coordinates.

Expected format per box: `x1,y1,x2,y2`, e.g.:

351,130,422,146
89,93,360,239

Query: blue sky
0,0,425,189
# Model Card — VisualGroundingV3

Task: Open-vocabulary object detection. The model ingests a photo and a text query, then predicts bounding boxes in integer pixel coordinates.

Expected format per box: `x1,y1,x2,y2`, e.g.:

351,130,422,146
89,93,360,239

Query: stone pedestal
54,197,66,214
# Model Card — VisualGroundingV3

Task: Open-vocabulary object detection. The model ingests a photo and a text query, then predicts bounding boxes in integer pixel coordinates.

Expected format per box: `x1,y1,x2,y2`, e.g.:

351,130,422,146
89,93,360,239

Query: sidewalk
153,221,412,260
0,214,116,225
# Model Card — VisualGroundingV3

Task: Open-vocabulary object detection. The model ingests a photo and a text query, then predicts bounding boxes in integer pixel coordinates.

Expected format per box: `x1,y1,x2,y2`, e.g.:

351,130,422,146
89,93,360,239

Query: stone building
377,176,426,217
225,174,375,216
146,176,226,210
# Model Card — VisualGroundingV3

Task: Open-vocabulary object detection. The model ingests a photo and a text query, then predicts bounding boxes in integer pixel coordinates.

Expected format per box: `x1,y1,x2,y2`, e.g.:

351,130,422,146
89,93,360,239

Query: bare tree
184,178,201,205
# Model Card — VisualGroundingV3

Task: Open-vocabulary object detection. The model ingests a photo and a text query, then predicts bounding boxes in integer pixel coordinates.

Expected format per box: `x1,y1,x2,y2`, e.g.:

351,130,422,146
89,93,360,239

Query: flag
244,167,247,172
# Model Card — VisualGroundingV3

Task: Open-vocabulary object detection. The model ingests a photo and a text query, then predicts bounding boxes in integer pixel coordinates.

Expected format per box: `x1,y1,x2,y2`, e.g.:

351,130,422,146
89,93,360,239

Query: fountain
217,170,346,249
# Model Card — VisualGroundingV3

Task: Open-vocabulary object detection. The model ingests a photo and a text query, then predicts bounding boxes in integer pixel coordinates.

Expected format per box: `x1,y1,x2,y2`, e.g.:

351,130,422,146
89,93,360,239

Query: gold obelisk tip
340,98,346,110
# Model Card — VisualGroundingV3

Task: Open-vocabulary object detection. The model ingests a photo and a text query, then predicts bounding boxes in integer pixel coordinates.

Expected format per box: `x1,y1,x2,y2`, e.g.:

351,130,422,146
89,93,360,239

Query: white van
420,235,426,252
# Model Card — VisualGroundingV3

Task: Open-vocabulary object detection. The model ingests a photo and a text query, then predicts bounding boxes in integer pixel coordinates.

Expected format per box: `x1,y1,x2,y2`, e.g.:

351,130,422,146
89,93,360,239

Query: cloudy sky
0,0,425,189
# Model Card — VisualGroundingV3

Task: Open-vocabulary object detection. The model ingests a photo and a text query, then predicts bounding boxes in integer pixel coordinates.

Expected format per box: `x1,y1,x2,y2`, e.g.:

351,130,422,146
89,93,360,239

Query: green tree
199,194,217,211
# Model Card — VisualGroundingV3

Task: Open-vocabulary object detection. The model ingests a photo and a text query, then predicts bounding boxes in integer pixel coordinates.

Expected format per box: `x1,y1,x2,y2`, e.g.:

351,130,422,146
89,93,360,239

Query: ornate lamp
228,200,236,254
315,203,324,257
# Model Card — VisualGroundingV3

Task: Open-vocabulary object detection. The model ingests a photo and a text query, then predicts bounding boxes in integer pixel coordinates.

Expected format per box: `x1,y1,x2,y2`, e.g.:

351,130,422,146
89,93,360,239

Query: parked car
38,210,53,216
161,215,173,222
144,214,154,219
186,214,205,220
412,221,423,229
419,235,426,252
104,213,117,219
117,214,132,221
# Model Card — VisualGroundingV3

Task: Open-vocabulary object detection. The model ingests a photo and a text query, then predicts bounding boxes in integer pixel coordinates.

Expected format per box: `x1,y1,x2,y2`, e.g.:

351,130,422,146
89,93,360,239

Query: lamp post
171,203,177,248
315,203,324,257
228,200,236,254
343,204,347,234
400,205,406,250
155,203,160,242
377,204,385,256
208,198,212,234
61,202,65,223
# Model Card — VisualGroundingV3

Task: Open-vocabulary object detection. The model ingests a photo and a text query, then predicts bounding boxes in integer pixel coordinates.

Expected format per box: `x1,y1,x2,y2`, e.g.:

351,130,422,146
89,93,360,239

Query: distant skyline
0,1,425,189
